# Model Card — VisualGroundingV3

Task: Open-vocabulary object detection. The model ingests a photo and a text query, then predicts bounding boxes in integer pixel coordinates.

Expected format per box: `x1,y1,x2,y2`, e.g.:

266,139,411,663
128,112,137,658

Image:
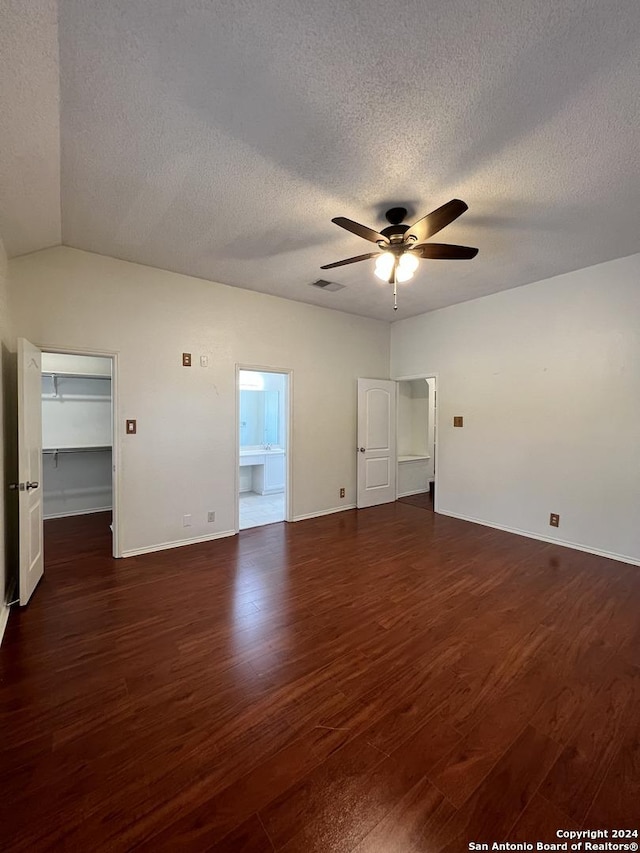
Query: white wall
42,451,112,519
0,235,15,639
391,253,640,565
398,380,429,456
9,247,389,555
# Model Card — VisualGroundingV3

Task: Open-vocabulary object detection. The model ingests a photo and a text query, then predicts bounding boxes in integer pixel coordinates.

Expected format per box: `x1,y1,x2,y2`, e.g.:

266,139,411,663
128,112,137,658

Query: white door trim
36,344,122,558
235,364,293,533
393,372,439,513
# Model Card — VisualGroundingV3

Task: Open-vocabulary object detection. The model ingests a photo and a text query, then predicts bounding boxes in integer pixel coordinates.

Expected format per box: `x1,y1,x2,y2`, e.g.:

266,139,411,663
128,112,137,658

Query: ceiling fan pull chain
393,267,398,311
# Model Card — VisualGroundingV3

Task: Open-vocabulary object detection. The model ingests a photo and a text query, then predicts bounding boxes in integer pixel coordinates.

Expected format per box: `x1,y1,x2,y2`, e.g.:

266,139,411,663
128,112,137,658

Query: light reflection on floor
231,522,290,663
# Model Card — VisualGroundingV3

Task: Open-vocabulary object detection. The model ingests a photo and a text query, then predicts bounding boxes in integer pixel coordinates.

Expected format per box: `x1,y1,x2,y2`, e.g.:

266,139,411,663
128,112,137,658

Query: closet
396,378,436,498
41,353,113,520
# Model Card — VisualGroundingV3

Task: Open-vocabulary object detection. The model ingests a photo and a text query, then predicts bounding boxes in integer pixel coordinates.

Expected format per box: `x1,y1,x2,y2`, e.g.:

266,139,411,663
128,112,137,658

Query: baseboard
437,509,640,567
44,506,112,520
397,488,429,498
292,504,356,522
121,529,236,558
0,602,10,647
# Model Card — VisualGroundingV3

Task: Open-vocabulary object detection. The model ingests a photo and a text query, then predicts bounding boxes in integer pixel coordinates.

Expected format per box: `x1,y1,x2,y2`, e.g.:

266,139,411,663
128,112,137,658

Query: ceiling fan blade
413,243,478,260
332,217,388,244
405,199,468,243
320,252,379,270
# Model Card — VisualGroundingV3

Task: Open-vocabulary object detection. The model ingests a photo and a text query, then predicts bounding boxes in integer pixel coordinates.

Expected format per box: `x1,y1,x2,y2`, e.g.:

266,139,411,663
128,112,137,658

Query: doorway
41,350,119,558
237,368,290,530
396,376,437,511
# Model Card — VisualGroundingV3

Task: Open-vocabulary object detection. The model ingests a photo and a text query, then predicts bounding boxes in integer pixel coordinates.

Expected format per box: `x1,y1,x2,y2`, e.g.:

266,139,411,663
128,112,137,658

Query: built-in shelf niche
397,378,435,498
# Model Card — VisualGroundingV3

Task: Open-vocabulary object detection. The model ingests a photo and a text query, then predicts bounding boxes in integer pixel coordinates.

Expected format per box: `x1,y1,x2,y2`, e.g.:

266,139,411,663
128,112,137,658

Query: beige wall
1,235,15,636
10,246,390,555
391,253,640,565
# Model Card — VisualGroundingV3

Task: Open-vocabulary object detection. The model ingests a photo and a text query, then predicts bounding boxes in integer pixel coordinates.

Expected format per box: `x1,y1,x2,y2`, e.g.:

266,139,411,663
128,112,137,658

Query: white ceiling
2,1,640,320
0,1,60,257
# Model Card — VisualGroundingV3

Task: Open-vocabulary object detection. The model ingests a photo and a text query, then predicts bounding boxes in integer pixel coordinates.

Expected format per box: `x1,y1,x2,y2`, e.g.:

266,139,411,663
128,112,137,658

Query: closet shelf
42,371,111,399
43,395,110,401
42,371,111,380
43,446,112,453
398,454,431,463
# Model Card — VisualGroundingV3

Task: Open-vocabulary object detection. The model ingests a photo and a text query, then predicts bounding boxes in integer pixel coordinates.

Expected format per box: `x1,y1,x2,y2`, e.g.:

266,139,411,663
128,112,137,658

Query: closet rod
43,446,112,454
41,371,111,380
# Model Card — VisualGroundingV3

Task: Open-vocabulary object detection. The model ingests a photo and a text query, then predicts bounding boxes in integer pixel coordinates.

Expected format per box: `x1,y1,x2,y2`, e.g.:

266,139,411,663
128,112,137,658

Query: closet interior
396,378,436,499
41,352,113,522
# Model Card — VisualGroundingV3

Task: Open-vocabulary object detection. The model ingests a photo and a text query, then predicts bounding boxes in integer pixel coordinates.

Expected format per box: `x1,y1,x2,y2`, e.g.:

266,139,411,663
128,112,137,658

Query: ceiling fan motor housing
380,223,410,245
384,207,407,225
380,207,413,246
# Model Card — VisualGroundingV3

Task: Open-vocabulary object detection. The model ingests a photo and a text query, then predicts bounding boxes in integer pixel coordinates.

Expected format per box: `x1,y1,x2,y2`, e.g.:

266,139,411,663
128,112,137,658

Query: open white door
357,378,397,508
15,338,44,604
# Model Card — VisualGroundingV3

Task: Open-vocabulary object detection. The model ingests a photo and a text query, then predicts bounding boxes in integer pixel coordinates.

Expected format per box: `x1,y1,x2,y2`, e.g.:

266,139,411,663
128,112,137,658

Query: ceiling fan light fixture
396,266,414,283
323,201,477,309
374,251,395,281
398,251,419,276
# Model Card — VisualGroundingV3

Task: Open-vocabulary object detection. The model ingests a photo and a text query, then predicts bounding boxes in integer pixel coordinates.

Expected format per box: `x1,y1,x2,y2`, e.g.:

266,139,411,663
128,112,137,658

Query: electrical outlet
550,513,560,528
183,514,192,527
207,511,216,523
200,355,209,368
339,487,345,499
182,352,192,367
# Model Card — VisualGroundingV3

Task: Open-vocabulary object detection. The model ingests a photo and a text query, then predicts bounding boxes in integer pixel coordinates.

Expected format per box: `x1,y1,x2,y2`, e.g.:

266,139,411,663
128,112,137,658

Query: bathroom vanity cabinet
239,449,285,495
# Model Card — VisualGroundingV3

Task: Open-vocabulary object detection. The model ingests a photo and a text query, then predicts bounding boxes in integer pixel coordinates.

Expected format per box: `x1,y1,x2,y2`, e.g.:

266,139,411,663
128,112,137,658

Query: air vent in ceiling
309,279,345,292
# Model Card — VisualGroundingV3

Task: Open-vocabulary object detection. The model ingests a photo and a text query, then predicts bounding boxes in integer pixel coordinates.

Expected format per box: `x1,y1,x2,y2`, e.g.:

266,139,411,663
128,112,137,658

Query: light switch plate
453,416,464,427
126,419,137,434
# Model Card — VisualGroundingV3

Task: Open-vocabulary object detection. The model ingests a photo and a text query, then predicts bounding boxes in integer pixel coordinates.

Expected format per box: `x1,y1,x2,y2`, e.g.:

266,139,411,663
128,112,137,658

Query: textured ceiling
0,1,60,257
3,1,640,320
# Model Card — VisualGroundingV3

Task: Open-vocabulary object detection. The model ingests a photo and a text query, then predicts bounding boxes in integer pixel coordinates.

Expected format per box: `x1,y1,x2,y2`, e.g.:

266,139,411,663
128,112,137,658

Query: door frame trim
235,364,293,533
393,372,439,513
36,344,122,558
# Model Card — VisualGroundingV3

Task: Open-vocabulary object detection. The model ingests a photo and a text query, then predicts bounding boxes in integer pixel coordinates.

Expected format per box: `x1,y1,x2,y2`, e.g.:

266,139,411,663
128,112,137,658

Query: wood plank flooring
1,505,639,851
397,491,433,511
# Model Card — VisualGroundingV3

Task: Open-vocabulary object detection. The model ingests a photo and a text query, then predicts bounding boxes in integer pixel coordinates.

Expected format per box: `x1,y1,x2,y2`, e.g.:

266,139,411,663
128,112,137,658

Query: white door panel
365,389,392,449
357,378,396,508
17,338,44,604
365,457,391,488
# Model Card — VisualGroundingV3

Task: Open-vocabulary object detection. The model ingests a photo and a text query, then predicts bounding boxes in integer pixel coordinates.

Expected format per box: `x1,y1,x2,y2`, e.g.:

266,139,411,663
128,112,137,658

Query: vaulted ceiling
1,0,639,320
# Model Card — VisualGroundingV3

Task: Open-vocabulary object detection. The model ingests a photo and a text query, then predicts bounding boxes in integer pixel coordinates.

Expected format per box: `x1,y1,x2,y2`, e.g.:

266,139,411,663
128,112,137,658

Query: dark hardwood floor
1,505,639,851
397,491,434,511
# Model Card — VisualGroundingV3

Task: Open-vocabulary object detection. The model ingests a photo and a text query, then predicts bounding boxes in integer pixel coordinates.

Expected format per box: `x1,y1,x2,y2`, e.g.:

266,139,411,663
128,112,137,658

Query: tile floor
239,490,285,529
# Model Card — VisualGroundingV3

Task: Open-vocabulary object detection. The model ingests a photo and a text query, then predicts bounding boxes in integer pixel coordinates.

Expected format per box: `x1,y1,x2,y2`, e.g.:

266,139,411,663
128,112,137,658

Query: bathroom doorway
236,367,291,530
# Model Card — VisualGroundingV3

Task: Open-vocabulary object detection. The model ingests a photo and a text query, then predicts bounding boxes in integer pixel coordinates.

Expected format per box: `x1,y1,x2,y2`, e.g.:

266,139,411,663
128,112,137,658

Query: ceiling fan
321,199,478,310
